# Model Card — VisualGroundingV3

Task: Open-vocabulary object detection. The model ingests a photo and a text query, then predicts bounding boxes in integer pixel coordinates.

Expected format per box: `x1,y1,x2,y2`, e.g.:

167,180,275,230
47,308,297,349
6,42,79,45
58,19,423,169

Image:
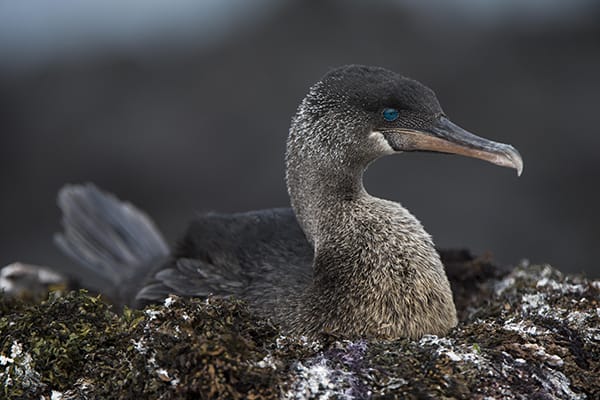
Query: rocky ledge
1,253,599,399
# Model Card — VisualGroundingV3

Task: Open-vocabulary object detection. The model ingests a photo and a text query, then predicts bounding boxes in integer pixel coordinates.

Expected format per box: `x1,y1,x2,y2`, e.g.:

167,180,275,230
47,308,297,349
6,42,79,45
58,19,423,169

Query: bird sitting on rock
55,65,522,340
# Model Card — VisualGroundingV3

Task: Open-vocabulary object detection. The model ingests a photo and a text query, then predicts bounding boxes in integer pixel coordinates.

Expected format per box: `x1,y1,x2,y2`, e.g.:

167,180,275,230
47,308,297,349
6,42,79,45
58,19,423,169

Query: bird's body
55,65,522,340
279,196,456,339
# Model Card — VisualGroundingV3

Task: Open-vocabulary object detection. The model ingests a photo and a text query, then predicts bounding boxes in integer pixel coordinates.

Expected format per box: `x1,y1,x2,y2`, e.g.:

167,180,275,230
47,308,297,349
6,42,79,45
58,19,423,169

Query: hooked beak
383,116,523,176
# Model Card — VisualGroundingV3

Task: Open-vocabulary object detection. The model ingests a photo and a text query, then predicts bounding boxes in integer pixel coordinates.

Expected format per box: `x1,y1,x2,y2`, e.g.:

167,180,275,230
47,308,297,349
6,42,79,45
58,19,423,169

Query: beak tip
509,148,523,177
513,158,523,177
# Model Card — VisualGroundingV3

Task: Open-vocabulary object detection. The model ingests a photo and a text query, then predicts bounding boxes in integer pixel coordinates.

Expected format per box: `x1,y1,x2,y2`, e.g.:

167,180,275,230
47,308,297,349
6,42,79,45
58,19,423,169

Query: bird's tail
54,184,169,305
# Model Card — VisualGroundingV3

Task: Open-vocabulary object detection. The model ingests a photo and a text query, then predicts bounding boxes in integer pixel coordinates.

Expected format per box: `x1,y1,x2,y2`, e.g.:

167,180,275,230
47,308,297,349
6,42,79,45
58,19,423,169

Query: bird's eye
382,108,399,122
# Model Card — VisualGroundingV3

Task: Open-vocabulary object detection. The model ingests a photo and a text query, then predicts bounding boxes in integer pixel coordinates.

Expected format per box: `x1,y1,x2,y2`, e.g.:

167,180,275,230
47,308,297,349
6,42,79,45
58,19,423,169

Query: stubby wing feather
135,208,314,307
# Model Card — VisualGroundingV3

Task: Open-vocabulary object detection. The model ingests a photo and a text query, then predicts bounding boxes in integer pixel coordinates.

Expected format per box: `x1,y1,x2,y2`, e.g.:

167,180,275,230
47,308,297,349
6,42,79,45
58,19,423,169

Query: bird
55,65,522,340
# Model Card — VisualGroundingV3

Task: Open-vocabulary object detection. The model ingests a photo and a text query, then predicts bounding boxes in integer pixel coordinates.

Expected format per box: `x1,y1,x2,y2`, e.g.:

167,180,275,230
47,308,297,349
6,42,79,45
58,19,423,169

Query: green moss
0,292,323,399
1,291,129,398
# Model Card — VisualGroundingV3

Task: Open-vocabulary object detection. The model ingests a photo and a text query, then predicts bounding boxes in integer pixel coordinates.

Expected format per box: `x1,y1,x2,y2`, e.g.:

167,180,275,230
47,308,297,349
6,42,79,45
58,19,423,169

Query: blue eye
382,108,399,122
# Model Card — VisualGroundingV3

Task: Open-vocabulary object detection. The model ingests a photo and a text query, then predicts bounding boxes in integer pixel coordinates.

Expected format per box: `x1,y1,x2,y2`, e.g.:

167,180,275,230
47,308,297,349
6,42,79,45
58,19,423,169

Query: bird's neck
286,157,451,337
284,134,457,338
286,152,367,246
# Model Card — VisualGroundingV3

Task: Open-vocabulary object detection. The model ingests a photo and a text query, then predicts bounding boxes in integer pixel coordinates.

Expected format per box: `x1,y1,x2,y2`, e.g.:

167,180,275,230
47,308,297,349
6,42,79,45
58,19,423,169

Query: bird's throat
286,158,367,246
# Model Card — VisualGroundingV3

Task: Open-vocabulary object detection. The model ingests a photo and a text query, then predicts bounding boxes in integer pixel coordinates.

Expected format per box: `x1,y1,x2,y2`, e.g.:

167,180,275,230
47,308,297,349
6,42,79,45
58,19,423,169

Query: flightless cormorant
56,65,522,339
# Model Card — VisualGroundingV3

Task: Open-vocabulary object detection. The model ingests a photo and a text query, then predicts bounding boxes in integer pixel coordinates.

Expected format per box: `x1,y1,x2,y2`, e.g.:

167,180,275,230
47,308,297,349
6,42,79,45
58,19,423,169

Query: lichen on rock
1,256,598,399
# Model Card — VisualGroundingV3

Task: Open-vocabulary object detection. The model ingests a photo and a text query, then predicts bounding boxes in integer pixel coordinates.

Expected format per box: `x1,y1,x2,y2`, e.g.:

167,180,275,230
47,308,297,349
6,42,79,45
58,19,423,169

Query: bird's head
288,64,522,176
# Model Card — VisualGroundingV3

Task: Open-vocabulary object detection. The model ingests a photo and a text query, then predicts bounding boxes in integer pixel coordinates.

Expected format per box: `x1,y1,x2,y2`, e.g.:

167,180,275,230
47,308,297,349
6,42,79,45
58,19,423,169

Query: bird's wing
135,208,314,306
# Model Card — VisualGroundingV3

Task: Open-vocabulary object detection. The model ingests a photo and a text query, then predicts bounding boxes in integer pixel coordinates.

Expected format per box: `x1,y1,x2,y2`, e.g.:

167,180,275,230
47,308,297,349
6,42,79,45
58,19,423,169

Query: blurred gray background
1,0,599,278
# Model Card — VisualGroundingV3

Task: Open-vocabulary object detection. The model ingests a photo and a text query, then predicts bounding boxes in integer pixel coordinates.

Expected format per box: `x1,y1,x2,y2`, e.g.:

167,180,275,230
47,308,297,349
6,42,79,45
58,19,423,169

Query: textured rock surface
1,255,598,399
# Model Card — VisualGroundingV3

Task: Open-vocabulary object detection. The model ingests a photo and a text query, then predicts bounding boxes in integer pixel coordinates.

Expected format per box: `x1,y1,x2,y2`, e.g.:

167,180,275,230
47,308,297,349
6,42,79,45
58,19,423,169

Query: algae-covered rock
1,256,599,399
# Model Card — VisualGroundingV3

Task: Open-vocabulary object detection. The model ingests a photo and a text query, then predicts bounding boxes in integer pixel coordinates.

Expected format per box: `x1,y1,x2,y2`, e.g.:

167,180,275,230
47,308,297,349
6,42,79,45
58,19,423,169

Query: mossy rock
1,259,599,399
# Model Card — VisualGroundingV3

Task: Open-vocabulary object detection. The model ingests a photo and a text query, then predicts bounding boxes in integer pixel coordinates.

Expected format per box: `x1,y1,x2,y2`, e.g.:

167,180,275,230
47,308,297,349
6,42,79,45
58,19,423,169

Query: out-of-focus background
1,0,599,279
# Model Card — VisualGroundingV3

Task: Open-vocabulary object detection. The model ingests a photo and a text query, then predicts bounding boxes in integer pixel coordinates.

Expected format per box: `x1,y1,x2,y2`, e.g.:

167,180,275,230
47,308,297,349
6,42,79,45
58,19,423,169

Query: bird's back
135,208,314,310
